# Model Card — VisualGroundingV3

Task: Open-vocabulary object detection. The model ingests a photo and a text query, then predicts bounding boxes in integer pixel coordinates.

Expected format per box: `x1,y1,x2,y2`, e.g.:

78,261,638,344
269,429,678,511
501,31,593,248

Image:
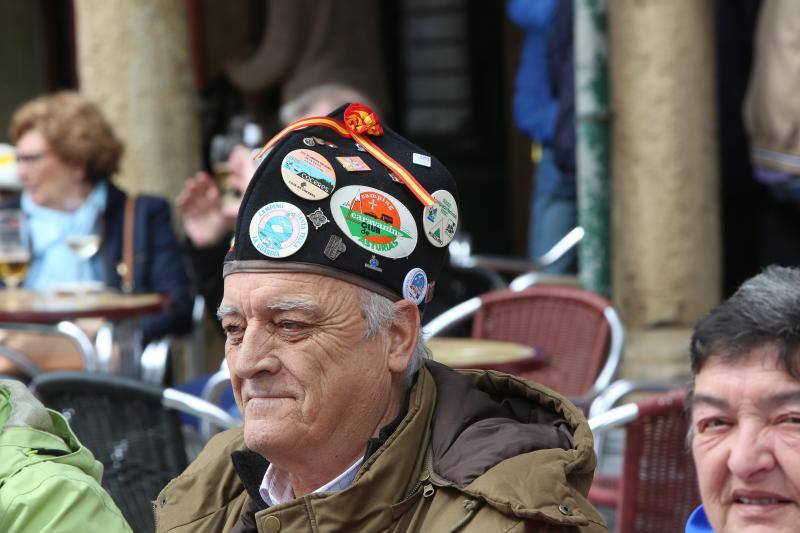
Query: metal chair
589,386,700,533
424,284,624,407
30,371,239,533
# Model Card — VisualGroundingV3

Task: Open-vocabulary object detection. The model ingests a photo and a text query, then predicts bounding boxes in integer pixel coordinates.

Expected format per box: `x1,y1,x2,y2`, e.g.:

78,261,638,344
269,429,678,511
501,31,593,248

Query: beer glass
0,209,31,289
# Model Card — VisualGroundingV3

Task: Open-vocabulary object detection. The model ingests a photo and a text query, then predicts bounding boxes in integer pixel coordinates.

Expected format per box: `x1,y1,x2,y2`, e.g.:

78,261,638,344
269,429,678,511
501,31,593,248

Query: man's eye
279,321,300,331
223,323,244,339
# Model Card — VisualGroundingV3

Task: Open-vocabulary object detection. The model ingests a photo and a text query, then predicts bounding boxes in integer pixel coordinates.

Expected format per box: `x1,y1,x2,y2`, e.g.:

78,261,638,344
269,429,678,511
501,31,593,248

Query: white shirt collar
259,457,364,507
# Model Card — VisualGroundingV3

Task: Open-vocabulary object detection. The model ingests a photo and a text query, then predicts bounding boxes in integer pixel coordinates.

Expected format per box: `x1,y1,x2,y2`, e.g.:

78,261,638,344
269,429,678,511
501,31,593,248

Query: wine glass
0,209,31,290
65,217,103,287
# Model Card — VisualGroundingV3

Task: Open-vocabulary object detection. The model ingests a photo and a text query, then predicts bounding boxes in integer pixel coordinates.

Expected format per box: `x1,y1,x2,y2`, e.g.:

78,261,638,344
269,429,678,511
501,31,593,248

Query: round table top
0,288,167,323
427,337,547,372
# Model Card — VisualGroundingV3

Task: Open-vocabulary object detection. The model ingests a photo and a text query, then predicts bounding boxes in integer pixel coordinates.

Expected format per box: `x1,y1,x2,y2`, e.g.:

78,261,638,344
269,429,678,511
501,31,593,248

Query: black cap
223,103,459,314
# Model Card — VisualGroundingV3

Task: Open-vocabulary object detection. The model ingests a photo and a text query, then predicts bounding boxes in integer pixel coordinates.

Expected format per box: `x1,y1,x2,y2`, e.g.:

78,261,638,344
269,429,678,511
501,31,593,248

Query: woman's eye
777,414,800,426
697,417,731,433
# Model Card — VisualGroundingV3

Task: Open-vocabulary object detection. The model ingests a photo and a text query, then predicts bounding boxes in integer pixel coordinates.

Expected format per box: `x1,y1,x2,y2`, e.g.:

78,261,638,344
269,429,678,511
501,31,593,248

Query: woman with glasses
0,91,192,371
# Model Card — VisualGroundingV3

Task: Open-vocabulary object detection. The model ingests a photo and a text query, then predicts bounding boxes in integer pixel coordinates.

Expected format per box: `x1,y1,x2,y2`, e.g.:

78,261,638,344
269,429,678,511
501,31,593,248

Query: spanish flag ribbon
253,103,435,207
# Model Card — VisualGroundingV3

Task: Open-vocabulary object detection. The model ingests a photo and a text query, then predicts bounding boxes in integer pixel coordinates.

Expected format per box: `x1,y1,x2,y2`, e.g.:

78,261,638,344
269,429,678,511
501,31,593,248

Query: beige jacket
155,363,607,532
744,0,800,174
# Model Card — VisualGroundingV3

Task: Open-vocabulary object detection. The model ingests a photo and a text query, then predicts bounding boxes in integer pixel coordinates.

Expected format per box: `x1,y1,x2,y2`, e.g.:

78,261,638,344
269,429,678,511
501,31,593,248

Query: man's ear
386,299,420,375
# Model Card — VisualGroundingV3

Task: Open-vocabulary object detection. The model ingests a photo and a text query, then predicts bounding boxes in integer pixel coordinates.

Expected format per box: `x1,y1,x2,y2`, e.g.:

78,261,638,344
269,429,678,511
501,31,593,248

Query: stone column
610,0,720,379
74,0,200,202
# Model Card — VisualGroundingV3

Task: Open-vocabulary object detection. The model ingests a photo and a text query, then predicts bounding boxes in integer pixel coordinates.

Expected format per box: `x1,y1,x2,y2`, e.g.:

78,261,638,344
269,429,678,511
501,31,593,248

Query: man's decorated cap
223,103,460,313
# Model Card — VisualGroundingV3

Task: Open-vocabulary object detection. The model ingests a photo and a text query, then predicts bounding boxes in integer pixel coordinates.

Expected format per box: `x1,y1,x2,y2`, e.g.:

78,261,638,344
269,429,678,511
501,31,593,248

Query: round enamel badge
281,149,337,200
402,268,428,305
330,185,418,259
249,202,308,258
422,190,458,247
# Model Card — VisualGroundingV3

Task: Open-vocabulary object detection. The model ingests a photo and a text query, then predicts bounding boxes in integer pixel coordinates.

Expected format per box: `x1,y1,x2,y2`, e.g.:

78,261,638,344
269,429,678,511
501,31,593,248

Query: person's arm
0,464,133,533
185,234,229,331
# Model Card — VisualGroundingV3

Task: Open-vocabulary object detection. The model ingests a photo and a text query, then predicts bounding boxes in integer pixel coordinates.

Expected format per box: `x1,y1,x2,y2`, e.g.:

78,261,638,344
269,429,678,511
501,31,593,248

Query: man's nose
727,422,776,480
231,327,281,379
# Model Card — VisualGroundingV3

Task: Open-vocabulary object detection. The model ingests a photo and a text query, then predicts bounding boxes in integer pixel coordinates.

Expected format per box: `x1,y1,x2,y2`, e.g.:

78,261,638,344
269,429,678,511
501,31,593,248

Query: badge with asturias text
330,186,418,259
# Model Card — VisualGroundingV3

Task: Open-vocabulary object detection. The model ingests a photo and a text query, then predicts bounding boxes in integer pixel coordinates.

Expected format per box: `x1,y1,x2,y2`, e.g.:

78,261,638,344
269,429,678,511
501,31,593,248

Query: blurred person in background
0,91,192,373
180,84,386,320
685,265,800,533
508,0,577,273
743,0,800,269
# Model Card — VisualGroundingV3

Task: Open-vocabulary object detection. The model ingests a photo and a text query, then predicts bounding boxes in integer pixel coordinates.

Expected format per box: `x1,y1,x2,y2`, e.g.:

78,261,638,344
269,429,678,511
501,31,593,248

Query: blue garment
507,0,557,142
548,0,576,178
22,181,107,288
6,182,192,343
685,505,714,533
527,148,577,272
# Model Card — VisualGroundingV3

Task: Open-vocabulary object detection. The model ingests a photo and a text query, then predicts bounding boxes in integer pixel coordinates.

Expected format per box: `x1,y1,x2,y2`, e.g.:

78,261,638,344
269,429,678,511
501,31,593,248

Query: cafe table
0,288,167,378
426,337,548,374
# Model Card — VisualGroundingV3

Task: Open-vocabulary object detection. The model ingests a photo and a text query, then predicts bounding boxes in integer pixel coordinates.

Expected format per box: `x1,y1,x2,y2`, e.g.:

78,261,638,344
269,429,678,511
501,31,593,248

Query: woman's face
16,129,87,210
691,347,800,533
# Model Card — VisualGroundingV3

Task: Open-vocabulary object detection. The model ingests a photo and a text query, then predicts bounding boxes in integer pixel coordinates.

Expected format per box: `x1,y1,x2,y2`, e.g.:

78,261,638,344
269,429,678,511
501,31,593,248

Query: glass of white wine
0,209,31,290
65,217,103,286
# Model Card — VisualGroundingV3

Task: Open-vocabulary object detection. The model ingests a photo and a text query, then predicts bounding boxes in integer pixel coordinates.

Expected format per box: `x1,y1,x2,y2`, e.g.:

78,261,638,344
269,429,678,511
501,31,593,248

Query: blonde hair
9,91,123,183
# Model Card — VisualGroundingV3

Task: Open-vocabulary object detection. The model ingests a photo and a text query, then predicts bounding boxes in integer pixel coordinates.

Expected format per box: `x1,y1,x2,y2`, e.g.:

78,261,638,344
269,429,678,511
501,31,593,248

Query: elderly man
156,104,606,532
686,265,800,533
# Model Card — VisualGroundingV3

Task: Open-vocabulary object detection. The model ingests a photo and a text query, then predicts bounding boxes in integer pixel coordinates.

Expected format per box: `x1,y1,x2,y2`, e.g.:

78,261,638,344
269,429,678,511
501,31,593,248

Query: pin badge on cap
330,185,418,259
403,268,428,305
307,207,329,229
422,190,459,247
303,136,338,149
412,153,432,168
364,255,383,272
281,149,337,200
249,202,308,258
336,156,371,172
323,234,347,261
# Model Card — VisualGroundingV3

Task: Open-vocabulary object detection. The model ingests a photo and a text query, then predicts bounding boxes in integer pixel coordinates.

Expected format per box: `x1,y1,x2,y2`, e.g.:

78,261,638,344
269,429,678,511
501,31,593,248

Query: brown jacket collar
156,363,605,531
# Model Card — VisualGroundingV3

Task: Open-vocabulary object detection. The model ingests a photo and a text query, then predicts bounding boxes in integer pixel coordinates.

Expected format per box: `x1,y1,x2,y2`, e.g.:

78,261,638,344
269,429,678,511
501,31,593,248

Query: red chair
424,284,624,405
589,386,701,533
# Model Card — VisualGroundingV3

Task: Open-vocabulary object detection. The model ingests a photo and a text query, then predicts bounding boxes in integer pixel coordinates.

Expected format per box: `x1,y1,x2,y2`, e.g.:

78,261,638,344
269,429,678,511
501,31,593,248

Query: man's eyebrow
216,305,240,321
264,298,319,312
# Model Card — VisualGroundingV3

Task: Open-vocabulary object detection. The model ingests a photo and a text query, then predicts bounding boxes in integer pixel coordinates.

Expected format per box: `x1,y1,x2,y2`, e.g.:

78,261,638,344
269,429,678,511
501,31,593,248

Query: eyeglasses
16,151,49,164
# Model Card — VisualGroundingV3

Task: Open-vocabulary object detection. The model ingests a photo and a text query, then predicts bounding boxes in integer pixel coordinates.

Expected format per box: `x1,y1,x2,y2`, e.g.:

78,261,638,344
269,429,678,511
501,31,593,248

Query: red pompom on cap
344,103,384,136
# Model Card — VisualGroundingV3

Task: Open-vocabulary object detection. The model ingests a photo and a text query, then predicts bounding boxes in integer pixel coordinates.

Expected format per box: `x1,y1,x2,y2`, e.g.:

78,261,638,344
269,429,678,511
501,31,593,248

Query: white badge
422,190,459,247
281,149,337,200
249,202,308,258
330,186,418,259
402,268,428,305
412,153,431,167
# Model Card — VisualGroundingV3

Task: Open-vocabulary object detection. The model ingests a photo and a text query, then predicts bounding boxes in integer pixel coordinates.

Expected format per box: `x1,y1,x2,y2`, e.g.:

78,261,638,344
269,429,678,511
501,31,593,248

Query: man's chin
242,419,294,456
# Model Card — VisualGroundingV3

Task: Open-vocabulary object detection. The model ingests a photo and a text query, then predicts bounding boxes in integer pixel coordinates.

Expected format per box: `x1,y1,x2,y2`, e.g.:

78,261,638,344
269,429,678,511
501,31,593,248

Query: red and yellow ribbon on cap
253,103,436,207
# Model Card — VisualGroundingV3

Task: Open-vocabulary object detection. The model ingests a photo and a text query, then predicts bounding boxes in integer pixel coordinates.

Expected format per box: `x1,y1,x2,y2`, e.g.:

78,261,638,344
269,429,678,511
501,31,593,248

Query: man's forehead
220,272,361,315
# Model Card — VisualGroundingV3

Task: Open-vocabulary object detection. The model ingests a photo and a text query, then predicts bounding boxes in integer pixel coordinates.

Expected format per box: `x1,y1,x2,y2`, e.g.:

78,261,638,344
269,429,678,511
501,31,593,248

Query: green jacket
156,363,607,532
0,380,132,533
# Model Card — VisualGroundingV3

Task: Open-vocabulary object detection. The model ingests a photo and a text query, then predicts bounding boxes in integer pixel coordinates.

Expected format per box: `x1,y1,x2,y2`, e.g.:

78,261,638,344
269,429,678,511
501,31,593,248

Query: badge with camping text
330,186,418,259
